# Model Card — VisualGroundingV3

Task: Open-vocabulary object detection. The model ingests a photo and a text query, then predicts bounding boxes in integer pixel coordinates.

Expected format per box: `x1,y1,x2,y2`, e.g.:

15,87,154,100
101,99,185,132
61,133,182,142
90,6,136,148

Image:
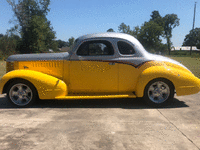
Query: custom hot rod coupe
0,33,200,107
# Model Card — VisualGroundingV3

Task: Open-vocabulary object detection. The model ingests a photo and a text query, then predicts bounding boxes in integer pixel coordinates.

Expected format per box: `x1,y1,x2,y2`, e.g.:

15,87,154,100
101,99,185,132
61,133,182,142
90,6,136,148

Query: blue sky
0,0,199,47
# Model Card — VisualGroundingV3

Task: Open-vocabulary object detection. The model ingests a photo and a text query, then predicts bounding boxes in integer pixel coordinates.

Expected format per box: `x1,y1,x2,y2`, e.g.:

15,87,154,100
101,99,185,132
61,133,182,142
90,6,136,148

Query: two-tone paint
1,33,200,100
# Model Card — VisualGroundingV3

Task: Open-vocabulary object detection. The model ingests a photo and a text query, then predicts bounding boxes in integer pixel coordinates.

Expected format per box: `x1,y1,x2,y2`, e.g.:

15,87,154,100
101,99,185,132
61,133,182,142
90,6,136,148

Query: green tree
163,14,180,55
117,11,179,54
107,28,115,32
132,26,140,39
7,0,57,53
0,34,4,38
118,22,132,34
138,21,164,52
150,10,163,27
183,28,200,49
149,11,180,54
0,34,20,59
56,39,68,48
68,37,75,47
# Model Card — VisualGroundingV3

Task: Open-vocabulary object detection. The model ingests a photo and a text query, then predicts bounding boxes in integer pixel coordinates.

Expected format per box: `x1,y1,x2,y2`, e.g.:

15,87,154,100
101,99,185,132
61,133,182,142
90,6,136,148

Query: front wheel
143,79,174,107
7,79,37,107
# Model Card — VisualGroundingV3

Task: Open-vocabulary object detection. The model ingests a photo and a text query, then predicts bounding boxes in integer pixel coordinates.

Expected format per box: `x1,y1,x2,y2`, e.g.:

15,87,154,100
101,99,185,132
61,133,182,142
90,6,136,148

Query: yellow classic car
0,33,200,107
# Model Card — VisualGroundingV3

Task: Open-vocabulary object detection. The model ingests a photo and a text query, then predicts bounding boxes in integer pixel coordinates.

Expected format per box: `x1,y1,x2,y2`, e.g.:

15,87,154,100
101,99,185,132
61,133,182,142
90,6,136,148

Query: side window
117,41,135,55
76,42,88,56
77,40,114,56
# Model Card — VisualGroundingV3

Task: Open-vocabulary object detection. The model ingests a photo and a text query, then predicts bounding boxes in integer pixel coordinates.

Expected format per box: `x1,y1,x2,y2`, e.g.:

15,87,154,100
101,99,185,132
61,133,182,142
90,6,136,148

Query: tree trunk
167,37,170,55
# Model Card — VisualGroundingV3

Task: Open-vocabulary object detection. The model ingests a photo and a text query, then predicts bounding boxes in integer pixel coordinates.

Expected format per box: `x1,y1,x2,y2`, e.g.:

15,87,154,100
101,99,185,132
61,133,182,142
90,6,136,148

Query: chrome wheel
9,83,33,106
147,81,170,104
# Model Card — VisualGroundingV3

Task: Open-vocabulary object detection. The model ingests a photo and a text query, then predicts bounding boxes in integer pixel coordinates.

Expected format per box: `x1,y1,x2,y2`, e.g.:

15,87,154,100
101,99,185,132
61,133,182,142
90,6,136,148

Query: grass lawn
0,56,199,80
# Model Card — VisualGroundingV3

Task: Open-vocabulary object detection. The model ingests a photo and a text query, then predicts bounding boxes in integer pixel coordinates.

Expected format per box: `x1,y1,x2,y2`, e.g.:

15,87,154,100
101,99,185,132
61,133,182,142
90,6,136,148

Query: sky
0,0,199,47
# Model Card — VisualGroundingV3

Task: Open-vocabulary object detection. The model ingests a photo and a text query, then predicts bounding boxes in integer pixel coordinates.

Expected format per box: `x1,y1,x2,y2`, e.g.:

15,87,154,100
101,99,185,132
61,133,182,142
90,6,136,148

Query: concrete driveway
0,93,200,150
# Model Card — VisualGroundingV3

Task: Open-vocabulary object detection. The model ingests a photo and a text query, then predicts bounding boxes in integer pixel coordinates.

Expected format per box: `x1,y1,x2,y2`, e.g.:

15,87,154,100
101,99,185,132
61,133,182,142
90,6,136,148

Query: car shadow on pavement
0,95,188,109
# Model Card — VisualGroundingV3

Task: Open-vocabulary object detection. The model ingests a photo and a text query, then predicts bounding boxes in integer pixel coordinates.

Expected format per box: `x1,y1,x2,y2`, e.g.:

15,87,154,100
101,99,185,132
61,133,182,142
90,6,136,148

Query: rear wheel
7,79,37,107
144,79,174,107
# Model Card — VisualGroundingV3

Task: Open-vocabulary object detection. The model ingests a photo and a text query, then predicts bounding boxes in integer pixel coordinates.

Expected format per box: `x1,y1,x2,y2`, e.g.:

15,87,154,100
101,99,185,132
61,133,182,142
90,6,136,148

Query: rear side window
117,41,135,55
77,40,114,56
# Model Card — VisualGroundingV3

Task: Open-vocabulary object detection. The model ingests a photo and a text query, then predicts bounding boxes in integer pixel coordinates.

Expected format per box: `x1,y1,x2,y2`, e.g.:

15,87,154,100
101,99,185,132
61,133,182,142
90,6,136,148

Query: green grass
169,51,200,57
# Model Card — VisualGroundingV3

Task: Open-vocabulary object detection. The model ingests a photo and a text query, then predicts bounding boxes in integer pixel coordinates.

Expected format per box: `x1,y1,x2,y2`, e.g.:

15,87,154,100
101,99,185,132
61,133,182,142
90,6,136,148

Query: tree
0,34,19,59
149,11,180,54
138,21,164,52
163,14,180,55
68,37,75,47
116,11,179,54
107,28,115,32
183,28,200,49
131,26,140,39
0,34,3,38
118,22,132,34
7,0,57,53
150,10,163,27
56,39,68,48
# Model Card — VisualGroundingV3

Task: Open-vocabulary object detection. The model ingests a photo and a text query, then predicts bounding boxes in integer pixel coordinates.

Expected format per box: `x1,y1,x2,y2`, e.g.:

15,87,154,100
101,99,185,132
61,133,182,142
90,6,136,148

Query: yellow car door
69,39,119,94
117,40,144,93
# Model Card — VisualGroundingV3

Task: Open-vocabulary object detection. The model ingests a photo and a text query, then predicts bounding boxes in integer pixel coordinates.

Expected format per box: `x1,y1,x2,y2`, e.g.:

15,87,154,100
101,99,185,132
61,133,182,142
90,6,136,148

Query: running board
55,94,136,100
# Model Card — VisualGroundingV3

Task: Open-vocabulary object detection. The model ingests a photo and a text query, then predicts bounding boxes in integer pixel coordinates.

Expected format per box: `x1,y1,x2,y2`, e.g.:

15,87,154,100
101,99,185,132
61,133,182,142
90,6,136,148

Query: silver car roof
76,32,148,56
77,32,139,43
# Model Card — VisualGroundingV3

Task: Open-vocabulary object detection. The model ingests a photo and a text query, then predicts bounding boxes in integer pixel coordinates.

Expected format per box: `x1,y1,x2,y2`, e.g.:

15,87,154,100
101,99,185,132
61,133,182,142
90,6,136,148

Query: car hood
7,52,70,62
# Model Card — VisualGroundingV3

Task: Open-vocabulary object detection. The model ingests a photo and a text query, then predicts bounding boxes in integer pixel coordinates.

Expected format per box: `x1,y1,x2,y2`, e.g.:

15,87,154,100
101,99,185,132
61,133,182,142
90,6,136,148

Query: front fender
135,66,200,97
0,70,67,99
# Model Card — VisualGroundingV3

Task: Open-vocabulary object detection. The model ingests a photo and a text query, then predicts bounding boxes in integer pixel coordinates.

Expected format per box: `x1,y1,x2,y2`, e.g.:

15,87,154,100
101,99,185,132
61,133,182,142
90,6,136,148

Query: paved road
0,93,200,150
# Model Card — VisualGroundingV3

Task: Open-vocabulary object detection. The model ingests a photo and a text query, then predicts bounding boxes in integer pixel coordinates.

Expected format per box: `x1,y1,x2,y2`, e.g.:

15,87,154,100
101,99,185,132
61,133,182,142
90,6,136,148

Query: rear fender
135,66,175,97
0,70,67,99
135,65,200,97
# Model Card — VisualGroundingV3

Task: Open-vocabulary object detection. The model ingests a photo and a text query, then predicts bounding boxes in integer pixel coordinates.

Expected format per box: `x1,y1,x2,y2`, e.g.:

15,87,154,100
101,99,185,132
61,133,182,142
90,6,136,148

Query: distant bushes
169,51,200,57
0,34,67,60
0,35,19,60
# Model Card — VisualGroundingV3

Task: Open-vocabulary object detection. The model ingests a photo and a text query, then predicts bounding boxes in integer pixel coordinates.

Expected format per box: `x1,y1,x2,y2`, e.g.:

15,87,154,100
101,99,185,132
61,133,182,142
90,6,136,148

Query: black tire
143,78,174,107
6,79,38,107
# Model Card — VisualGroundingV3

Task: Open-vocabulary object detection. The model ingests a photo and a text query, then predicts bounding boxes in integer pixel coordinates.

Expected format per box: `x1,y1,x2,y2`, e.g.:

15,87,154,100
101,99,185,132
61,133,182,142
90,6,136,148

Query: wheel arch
3,78,38,96
135,65,176,98
136,77,175,98
144,77,175,93
1,70,67,99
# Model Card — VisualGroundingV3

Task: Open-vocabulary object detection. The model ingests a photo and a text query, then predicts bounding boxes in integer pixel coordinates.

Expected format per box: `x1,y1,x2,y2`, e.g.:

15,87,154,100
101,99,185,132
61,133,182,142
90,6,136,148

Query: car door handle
109,62,115,65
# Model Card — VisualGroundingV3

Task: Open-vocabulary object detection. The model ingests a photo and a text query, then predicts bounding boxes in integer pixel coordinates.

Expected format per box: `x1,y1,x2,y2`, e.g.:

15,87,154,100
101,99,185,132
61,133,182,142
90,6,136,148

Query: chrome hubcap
148,81,170,103
9,83,33,106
